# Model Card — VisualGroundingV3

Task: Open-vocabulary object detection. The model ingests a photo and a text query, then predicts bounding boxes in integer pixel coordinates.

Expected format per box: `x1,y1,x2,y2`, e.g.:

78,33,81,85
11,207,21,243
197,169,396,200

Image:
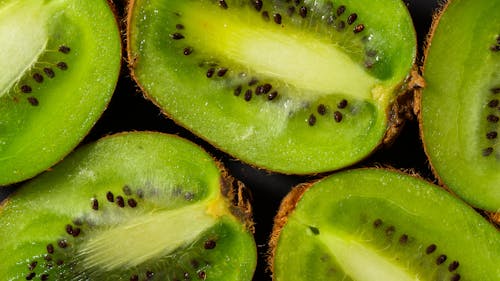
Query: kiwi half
0,0,121,185
269,168,500,280
127,0,417,174
0,132,256,280
417,0,500,212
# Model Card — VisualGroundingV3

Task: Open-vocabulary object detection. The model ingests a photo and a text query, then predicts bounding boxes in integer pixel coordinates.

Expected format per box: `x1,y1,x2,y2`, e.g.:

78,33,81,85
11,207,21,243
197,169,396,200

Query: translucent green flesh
421,0,500,211
0,0,121,185
0,132,256,280
274,169,500,281
128,0,416,174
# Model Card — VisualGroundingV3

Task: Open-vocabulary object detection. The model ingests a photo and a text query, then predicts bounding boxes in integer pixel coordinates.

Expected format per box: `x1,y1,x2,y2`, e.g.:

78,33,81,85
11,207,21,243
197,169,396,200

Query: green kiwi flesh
419,0,500,211
0,0,121,185
127,0,416,174
270,169,500,280
0,132,256,280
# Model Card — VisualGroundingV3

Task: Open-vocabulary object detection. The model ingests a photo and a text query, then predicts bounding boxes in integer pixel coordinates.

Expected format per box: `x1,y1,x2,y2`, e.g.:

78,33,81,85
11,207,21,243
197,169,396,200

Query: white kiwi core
0,1,48,98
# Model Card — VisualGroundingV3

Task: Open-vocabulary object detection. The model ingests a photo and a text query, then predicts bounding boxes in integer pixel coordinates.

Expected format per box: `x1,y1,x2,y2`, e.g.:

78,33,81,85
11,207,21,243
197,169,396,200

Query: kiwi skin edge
415,0,500,225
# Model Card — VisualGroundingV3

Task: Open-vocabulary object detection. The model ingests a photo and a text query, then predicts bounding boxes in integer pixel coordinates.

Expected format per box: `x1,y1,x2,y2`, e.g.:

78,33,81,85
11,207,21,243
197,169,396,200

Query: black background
0,0,441,280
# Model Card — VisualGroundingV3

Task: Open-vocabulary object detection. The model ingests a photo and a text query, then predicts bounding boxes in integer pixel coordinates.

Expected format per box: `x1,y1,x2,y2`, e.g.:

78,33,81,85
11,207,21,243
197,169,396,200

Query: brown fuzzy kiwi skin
414,1,500,227
125,0,423,175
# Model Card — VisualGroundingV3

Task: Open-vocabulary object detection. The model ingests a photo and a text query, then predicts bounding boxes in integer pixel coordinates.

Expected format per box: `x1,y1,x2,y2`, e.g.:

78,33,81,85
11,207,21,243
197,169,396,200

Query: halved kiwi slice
0,0,121,185
269,168,500,280
417,0,500,212
0,132,256,280
127,0,417,174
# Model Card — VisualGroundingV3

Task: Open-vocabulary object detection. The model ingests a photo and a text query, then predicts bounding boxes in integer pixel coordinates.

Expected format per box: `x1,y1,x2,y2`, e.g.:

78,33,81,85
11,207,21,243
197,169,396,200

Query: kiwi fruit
417,0,500,212
126,0,418,174
269,168,500,280
0,132,256,280
0,0,121,185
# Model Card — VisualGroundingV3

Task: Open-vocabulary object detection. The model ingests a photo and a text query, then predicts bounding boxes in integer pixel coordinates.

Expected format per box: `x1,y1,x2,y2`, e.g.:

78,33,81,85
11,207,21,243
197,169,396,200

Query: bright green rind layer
421,0,500,211
128,0,416,174
273,169,500,281
0,132,256,280
0,0,121,185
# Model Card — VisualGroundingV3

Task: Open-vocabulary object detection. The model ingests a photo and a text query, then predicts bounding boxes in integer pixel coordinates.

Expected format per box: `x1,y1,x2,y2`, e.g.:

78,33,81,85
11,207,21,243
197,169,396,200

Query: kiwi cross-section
269,168,500,281
127,0,417,174
0,132,256,280
417,0,500,212
0,0,121,185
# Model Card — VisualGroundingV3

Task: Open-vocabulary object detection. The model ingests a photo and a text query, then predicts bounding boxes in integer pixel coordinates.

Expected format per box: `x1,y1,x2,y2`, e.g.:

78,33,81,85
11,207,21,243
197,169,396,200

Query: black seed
106,191,114,202
287,6,295,16
198,271,206,279
183,47,193,55
58,239,68,248
253,0,263,12
491,45,500,52
204,239,216,249
489,99,499,107
130,275,139,281
43,67,55,78
116,196,125,208
28,261,38,271
426,244,437,254
56,259,64,266
191,259,200,268
483,147,494,156
294,0,300,5
170,33,185,40
146,271,154,279
176,24,184,30
21,85,32,93
184,272,190,279
47,244,54,254
337,5,346,16
123,185,132,196
72,228,81,237
436,254,447,265
58,46,70,54
185,192,194,201
487,131,498,139
450,273,461,281
128,198,138,208
399,234,408,244
65,224,74,235
206,68,215,78
317,104,326,115
274,13,282,24
299,6,307,18
309,226,320,235
217,68,228,77
27,97,39,106
334,111,343,122
337,99,348,109
373,219,382,228
448,260,460,272
57,62,68,70
385,226,395,237
33,73,44,83
487,114,499,123
308,114,317,126
262,11,270,21
244,89,252,101
353,24,365,33
44,255,52,261
91,198,99,210
219,0,228,9
248,77,259,86
347,13,357,25
26,272,36,280
267,91,278,100
497,35,500,44
491,87,500,94
234,85,242,96
336,20,346,31
41,274,49,281
326,15,336,25
257,83,272,95
366,49,377,57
